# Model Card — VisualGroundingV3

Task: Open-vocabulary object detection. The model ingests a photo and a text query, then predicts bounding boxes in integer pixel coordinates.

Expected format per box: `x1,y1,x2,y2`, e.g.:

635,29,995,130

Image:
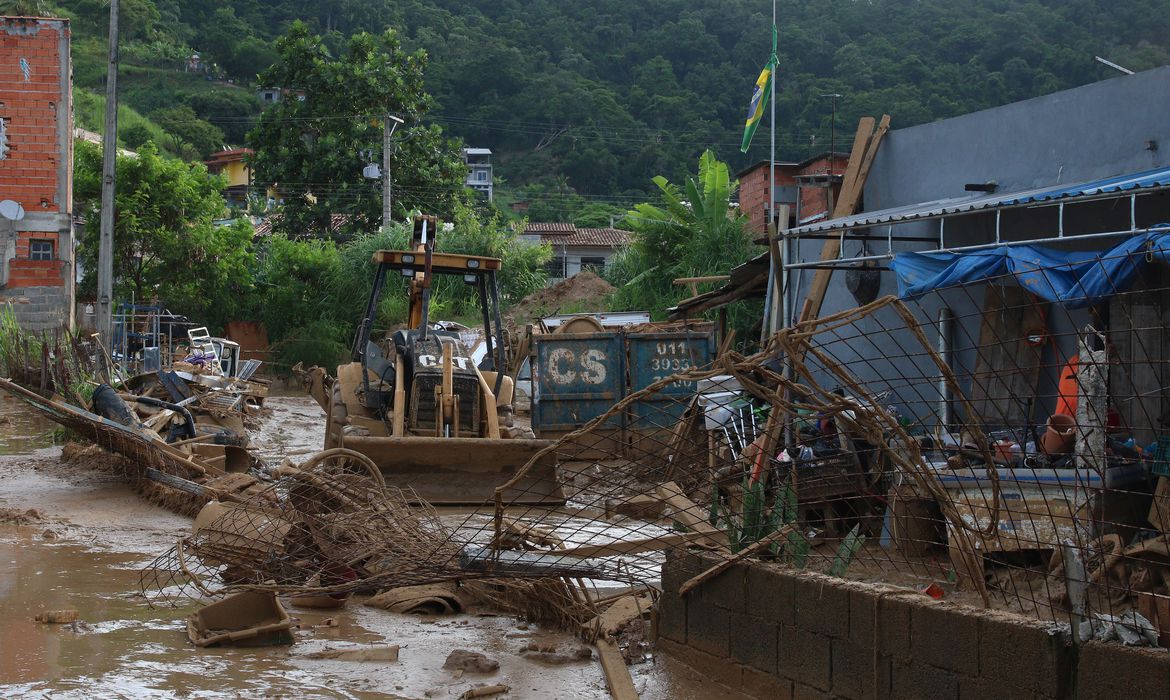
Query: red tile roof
252,213,349,239
523,222,630,248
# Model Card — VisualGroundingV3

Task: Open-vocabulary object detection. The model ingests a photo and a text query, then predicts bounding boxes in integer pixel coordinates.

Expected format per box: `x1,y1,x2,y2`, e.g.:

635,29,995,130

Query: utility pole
821,93,842,166
382,113,403,232
97,0,119,348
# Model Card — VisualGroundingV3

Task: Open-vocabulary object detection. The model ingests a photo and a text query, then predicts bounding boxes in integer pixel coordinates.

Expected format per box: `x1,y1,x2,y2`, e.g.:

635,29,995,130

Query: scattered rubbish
519,640,592,665
35,609,79,624
596,638,639,700
443,649,499,674
1078,611,1161,647
303,644,400,662
365,583,469,615
921,583,945,600
186,591,294,648
458,684,511,700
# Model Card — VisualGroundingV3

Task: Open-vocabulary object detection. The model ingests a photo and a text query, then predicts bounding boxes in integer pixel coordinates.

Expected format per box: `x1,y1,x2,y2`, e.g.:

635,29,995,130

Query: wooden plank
653,481,730,549
799,115,891,325
555,531,716,559
596,638,639,700
581,594,651,638
678,525,794,596
968,285,1046,428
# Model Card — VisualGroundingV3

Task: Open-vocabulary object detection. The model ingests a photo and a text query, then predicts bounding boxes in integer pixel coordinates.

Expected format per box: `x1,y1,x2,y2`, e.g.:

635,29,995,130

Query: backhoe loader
304,215,563,505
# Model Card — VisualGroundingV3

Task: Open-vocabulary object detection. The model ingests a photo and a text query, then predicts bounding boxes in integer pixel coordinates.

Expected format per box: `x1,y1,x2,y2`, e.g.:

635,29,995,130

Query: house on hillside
204,147,253,208
0,16,75,331
463,148,493,201
522,222,630,283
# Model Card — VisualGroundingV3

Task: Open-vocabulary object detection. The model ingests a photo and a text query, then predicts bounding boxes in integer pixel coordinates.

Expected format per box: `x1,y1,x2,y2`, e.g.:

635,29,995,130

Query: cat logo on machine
417,354,473,370
546,347,607,386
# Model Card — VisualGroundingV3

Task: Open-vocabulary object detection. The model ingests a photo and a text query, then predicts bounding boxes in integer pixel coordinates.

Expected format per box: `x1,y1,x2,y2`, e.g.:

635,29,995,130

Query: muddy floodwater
0,393,745,699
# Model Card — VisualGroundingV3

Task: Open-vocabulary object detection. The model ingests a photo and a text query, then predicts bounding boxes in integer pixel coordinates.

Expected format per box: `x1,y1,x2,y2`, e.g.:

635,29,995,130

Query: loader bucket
341,436,564,506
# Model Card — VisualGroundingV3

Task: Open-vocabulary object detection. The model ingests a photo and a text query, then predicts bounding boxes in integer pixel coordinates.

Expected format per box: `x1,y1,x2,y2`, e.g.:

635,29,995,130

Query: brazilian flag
741,27,778,153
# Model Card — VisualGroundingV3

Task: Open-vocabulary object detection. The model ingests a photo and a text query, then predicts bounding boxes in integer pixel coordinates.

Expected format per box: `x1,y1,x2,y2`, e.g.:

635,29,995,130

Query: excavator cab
323,215,563,505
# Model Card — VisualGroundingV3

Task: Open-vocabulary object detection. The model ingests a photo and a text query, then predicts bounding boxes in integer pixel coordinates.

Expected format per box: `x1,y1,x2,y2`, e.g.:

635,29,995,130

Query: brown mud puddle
0,391,743,699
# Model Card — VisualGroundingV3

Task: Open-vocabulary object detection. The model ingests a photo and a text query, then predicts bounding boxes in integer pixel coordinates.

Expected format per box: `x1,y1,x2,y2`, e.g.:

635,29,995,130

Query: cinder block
656,591,687,644
746,562,796,626
958,675,1035,700
662,548,705,594
792,682,833,700
687,598,731,658
792,575,850,638
741,665,794,700
1074,641,1170,700
778,625,832,691
978,616,1071,698
848,588,913,660
911,603,980,676
654,637,742,695
730,612,778,673
702,560,748,614
831,638,882,700
890,658,959,700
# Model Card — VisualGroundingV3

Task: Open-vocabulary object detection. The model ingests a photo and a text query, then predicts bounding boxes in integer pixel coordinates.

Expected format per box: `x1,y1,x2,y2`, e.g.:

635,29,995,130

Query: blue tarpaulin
891,228,1170,308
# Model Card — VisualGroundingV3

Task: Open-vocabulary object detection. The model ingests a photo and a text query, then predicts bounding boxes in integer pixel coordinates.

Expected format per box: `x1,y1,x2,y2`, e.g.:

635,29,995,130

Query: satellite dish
0,200,25,221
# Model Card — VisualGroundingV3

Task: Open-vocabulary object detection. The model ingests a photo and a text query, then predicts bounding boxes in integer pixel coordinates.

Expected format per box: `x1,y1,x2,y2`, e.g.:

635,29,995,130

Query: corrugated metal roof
788,165,1170,236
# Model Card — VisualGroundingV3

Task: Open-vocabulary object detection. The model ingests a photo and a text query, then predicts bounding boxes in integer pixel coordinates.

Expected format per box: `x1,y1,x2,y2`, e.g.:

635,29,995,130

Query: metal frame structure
780,167,1170,272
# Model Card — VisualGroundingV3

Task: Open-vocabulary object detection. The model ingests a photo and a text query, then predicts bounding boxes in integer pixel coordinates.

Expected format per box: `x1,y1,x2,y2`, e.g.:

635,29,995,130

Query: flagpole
771,0,784,332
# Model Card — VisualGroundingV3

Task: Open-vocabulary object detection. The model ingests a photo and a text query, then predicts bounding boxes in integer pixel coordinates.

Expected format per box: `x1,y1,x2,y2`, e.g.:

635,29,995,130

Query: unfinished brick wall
657,549,1170,699
0,16,74,330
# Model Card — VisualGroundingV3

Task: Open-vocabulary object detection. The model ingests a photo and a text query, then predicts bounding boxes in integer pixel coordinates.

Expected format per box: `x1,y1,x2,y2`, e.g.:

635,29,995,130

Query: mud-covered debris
366,583,469,615
443,649,499,674
459,684,510,700
35,609,79,624
0,507,42,525
519,640,592,665
303,644,400,662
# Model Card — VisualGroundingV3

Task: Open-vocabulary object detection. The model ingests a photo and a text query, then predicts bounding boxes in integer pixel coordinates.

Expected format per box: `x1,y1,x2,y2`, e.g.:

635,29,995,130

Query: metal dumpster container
532,331,625,458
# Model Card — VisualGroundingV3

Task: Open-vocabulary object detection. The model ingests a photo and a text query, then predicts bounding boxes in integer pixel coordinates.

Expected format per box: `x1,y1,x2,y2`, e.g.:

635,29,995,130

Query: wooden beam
678,525,794,596
798,115,891,325
652,481,730,549
555,531,716,559
596,638,639,700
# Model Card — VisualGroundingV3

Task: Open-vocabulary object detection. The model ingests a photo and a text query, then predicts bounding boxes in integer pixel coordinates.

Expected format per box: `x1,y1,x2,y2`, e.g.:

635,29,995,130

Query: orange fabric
1055,355,1079,417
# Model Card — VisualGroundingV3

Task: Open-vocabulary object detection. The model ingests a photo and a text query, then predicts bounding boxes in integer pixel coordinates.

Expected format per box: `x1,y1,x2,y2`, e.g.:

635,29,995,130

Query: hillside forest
34,0,1170,222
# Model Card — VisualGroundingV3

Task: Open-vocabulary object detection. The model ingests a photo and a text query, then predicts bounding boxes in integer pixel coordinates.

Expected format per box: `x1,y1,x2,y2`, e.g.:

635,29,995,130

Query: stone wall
656,549,1170,699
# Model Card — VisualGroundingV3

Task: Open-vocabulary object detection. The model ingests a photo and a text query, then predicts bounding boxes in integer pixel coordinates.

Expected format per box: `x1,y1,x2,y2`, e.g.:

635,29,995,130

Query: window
581,256,606,274
476,170,487,181
29,239,53,261
545,256,566,279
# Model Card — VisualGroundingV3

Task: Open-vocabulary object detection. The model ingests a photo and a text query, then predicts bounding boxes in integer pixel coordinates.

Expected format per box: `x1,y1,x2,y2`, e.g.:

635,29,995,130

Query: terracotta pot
1041,413,1076,455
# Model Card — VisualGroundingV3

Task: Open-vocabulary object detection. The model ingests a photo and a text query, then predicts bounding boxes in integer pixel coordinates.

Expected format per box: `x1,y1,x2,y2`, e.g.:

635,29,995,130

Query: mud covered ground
0,391,745,699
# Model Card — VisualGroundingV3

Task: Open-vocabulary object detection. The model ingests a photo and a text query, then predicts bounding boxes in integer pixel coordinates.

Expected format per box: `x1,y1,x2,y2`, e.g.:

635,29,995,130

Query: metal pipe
783,224,1166,270
937,308,953,429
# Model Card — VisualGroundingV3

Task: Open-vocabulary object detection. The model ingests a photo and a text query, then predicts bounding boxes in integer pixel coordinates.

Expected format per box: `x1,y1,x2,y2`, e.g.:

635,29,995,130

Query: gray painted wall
788,67,1170,426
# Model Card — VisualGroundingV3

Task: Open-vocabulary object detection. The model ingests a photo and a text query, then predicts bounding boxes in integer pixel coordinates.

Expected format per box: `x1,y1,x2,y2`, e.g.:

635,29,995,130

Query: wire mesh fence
127,249,1170,645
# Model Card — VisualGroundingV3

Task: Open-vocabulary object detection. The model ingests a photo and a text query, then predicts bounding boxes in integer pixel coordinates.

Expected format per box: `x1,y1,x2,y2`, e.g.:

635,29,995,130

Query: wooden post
798,115,891,325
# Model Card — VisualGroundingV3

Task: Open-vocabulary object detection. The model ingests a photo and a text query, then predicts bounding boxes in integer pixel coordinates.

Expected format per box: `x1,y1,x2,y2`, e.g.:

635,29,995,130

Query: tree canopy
73,140,254,330
245,22,466,239
52,0,1170,221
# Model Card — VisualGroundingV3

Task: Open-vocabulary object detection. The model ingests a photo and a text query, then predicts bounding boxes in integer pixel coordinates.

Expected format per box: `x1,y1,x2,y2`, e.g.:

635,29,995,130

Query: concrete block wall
1,284,70,330
657,549,1170,699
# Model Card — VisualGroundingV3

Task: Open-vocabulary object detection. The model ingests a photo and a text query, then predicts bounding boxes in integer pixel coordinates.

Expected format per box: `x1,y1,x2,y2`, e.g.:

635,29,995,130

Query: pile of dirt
507,272,615,323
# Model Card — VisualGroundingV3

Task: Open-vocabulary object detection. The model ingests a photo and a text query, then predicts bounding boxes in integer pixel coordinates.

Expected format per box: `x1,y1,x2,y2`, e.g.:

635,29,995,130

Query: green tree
246,22,467,240
608,150,759,324
73,140,254,330
149,105,226,158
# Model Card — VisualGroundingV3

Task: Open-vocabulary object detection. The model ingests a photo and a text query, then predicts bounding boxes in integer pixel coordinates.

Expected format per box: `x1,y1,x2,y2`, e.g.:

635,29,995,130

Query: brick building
0,16,73,330
736,152,849,235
